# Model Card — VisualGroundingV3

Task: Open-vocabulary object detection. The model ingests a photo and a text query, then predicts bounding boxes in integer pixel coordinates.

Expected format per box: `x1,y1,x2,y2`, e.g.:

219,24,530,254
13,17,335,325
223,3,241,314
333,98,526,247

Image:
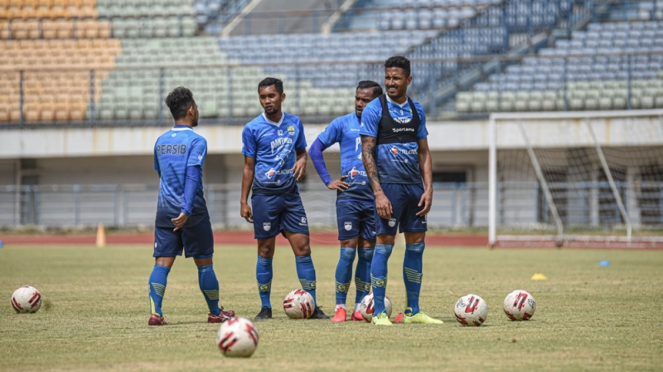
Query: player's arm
416,137,433,216
309,138,349,191
292,148,307,182
361,135,392,219
172,137,206,231
240,155,255,223
153,143,161,177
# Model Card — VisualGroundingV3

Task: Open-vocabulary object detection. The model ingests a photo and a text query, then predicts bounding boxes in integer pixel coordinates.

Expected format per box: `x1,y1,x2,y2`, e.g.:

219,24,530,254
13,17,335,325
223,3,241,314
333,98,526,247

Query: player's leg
148,227,183,325
353,201,376,321
370,184,401,325
255,237,276,319
398,184,441,324
332,237,357,322
182,216,235,323
251,194,282,320
282,192,328,319
353,237,375,321
331,201,360,322
402,231,425,315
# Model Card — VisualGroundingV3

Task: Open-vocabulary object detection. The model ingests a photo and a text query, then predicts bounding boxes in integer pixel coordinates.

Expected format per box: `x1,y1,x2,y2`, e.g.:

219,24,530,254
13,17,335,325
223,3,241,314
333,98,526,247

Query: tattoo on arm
361,136,382,194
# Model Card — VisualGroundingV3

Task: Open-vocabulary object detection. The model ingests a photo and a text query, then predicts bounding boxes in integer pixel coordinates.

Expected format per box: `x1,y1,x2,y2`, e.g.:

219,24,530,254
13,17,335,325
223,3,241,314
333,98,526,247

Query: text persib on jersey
156,144,187,155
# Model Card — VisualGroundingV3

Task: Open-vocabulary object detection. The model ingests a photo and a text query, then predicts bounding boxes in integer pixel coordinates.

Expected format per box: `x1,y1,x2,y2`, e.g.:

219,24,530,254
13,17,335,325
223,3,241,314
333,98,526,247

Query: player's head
355,80,383,119
258,77,285,116
165,87,199,127
384,56,412,102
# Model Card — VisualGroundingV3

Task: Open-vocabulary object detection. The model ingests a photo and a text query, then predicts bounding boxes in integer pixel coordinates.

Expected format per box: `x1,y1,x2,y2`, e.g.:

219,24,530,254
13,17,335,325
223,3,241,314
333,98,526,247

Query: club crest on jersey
287,126,295,136
344,221,352,231
388,218,396,227
263,222,271,231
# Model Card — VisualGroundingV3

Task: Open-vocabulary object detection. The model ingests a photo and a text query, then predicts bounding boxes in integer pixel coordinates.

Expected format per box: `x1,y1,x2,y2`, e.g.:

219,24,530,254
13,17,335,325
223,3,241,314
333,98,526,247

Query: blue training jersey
153,125,208,228
242,112,307,195
359,95,428,184
317,113,373,201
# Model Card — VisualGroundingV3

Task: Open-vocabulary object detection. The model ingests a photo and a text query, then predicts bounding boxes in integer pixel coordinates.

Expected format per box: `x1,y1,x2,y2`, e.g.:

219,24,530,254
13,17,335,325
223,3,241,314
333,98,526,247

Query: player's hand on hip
240,202,253,223
375,192,393,220
416,189,433,216
171,213,188,231
291,160,306,181
328,175,350,191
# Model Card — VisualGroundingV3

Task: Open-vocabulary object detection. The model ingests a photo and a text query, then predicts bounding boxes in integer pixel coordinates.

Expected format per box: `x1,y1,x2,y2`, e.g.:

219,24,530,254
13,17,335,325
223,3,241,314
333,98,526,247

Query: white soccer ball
359,292,392,322
283,289,315,319
503,290,536,321
11,285,42,314
454,294,488,326
216,317,259,357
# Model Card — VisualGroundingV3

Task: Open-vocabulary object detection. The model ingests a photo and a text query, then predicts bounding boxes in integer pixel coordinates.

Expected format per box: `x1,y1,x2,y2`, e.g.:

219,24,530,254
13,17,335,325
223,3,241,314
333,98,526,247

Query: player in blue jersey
147,87,234,326
309,80,383,322
240,77,328,320
360,56,443,326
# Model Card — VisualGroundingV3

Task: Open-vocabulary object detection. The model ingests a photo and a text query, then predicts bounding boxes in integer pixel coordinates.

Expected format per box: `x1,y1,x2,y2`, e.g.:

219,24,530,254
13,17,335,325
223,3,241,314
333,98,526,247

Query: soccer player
309,80,383,322
240,77,328,320
147,87,234,326
359,56,443,326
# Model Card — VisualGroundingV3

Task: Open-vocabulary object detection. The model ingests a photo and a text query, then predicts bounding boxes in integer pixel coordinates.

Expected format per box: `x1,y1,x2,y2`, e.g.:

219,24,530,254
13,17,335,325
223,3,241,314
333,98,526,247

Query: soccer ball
216,317,259,357
283,289,315,319
503,290,536,321
11,285,42,313
359,292,392,322
454,294,488,326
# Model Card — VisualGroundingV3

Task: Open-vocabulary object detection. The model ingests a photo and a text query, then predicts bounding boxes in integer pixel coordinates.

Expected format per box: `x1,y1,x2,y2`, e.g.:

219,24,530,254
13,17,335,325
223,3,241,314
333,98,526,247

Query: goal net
488,110,663,249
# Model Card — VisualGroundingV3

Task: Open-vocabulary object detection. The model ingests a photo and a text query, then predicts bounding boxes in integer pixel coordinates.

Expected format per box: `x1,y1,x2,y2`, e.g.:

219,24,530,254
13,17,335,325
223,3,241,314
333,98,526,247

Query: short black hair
357,80,383,98
384,56,411,77
258,77,284,95
165,87,194,121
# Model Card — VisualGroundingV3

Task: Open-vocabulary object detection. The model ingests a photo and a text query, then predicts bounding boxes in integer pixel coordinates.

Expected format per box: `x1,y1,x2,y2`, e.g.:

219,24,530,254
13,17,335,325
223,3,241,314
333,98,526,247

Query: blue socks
355,247,374,305
198,264,221,316
370,244,393,315
335,248,356,306
295,254,317,306
148,264,170,316
256,256,273,309
403,242,425,315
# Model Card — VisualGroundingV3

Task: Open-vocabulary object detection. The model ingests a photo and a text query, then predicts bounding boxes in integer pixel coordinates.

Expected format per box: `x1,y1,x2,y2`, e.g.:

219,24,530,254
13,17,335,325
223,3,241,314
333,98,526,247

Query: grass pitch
1,244,662,371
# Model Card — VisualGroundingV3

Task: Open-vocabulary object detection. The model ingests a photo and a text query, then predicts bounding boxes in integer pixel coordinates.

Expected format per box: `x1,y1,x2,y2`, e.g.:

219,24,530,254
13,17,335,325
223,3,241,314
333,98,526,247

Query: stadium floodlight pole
585,120,632,242
488,115,496,248
516,121,564,246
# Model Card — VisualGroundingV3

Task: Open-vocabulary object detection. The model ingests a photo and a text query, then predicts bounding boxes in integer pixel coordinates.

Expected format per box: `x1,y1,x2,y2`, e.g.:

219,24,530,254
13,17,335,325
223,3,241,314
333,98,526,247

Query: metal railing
1,181,660,229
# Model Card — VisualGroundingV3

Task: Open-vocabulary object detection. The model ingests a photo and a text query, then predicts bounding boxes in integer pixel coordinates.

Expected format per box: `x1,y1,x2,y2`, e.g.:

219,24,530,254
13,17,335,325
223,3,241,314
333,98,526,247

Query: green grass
1,244,662,371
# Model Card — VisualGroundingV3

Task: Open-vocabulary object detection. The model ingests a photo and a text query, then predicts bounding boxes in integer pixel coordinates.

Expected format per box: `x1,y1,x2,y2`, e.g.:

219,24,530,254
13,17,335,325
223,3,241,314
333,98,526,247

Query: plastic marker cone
531,273,547,281
96,223,106,248
598,260,611,267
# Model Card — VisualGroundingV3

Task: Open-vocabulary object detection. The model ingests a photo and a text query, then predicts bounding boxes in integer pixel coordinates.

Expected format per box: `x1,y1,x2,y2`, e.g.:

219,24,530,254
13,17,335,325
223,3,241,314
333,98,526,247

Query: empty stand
457,21,663,114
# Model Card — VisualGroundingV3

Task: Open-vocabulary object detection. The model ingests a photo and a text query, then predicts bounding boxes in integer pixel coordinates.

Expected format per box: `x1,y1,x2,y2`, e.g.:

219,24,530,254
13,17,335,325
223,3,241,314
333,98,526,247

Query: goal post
488,110,663,249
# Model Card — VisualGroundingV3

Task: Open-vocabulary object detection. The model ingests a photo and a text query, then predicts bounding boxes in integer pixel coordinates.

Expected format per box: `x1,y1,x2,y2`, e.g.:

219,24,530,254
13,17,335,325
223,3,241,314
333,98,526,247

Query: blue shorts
252,193,309,239
376,183,428,236
336,200,376,242
153,215,214,259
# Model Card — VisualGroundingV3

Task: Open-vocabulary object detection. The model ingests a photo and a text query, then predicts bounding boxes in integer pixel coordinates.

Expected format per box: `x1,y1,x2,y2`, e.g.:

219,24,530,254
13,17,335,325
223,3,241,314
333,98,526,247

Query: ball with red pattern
359,292,392,322
11,285,42,314
283,289,315,319
216,317,259,358
503,290,536,321
454,294,488,326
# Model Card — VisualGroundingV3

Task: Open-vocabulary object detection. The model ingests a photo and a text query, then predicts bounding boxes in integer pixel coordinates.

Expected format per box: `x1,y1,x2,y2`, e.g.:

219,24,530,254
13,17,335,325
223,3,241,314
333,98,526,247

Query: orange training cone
96,223,106,248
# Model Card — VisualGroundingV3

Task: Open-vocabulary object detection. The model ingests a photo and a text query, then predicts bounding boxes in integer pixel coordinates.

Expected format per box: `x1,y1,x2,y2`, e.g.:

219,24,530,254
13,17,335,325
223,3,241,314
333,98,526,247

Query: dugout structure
488,110,663,249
